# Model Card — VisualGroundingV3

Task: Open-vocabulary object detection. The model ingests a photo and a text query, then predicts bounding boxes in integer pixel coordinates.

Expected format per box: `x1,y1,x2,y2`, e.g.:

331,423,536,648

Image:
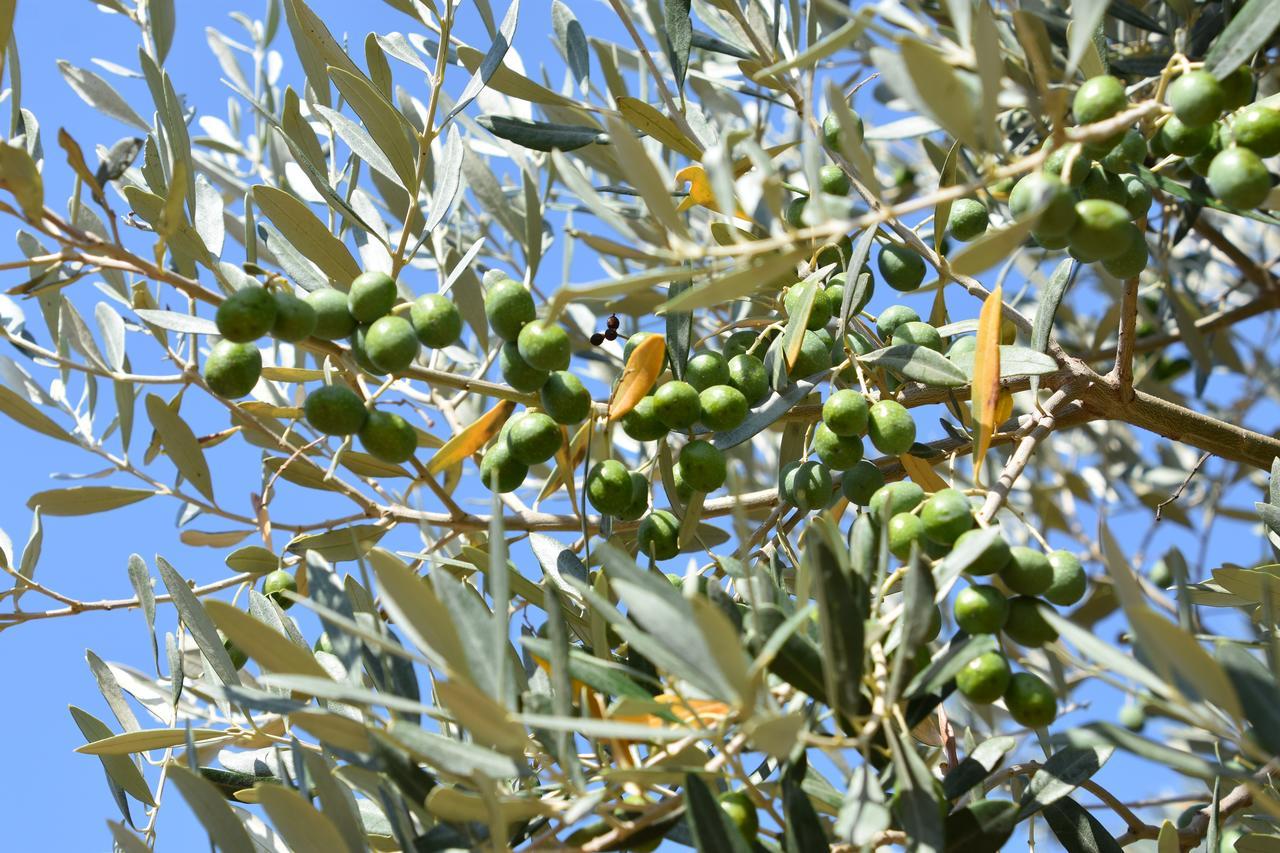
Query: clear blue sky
0,0,1273,849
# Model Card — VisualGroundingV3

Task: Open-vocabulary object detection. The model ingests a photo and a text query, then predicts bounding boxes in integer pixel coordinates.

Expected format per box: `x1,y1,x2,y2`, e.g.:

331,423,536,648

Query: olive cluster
208,270,464,464
786,111,936,295
866,477,1085,728
1003,67,1277,278
478,272,591,492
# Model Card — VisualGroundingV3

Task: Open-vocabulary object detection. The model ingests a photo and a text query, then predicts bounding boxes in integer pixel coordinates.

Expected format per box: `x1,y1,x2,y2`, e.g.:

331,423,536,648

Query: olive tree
1,0,1280,849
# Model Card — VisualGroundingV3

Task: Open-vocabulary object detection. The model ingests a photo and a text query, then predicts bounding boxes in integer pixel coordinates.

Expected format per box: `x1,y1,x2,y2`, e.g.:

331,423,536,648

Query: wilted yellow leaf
674,164,751,220
616,97,704,160
609,335,666,421
898,454,949,492
971,286,1003,480
425,399,517,475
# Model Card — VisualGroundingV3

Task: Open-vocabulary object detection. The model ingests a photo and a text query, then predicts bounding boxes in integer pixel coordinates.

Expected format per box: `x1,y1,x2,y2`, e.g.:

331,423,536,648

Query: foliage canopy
1,0,1280,850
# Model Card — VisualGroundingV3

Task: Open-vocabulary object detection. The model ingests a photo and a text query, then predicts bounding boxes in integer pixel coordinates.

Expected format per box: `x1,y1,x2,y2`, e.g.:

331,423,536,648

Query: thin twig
1155,451,1211,522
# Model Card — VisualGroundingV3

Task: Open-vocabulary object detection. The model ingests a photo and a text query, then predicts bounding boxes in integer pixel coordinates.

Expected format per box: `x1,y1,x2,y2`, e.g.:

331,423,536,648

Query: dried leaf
425,399,517,474
971,285,1003,479
608,334,666,421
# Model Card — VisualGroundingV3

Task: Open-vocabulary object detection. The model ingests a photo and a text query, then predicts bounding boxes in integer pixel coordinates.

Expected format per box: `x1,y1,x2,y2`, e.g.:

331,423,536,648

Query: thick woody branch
1079,383,1280,471
1110,277,1139,403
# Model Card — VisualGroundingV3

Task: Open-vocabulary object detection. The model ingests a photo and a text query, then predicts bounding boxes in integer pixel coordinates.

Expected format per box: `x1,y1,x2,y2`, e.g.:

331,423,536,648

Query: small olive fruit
1003,596,1059,647
947,335,977,361
823,389,869,437
1207,147,1273,209
358,410,417,464
783,285,832,331
1073,75,1127,125
887,512,924,558
780,460,832,512
410,293,463,348
638,510,680,560
1004,671,1057,728
892,321,944,353
505,412,563,465
479,442,527,492
517,321,571,372
868,480,924,519
1044,550,1087,606
1119,703,1146,732
484,276,536,340
364,315,421,373
920,488,973,545
263,569,297,609
1232,104,1280,158
1081,166,1129,206
500,342,550,393
841,460,884,505
222,633,248,670
699,385,748,432
952,528,1012,575
728,354,769,405
718,790,759,840
1069,199,1131,261
540,371,591,424
654,381,701,430
878,245,927,292
876,305,921,340
350,326,387,377
1220,65,1255,111
1001,546,1054,595
819,163,851,195
954,584,1008,635
348,271,398,323
304,385,368,436
813,423,863,470
305,288,356,340
867,400,916,455
1102,225,1149,279
616,472,651,521
621,396,668,442
216,285,277,342
685,351,732,391
587,460,634,516
955,651,1012,703
722,330,759,362
1044,148,1092,189
1101,128,1148,172
948,199,989,242
271,290,317,342
1009,172,1078,238
1167,70,1225,128
679,440,727,492
204,340,261,398
822,109,863,149
1158,115,1214,156
1121,174,1153,218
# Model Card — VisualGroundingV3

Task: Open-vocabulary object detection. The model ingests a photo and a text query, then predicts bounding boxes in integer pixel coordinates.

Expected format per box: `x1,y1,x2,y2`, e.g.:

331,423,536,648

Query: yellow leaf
674,164,751,220
608,335,666,421
616,97,704,161
425,399,516,475
971,285,1003,480
898,454,950,492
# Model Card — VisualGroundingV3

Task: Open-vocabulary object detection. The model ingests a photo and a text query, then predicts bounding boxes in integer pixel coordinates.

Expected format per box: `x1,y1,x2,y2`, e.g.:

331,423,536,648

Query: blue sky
0,0,1274,849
